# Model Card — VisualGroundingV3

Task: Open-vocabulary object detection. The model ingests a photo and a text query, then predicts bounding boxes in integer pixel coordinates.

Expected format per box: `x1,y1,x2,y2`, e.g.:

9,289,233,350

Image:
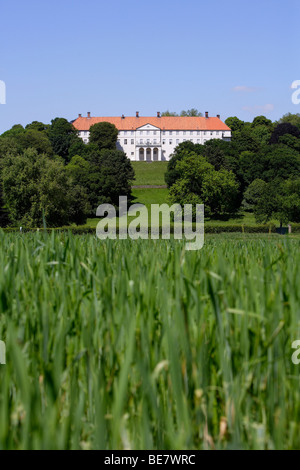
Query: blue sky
0,0,299,133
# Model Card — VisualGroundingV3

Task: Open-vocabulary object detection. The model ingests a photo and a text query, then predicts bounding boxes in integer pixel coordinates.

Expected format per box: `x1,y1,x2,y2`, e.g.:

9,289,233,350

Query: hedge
1,223,296,235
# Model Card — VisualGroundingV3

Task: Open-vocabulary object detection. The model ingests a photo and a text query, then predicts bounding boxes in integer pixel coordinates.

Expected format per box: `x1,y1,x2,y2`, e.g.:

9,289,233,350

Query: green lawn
131,188,169,208
132,161,168,185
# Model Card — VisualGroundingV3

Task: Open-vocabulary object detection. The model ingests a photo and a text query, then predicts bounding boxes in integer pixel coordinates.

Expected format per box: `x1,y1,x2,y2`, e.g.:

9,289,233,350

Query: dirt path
131,185,168,189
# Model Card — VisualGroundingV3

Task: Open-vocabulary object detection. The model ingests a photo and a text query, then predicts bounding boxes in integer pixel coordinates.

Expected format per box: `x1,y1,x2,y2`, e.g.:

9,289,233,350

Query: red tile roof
72,116,231,131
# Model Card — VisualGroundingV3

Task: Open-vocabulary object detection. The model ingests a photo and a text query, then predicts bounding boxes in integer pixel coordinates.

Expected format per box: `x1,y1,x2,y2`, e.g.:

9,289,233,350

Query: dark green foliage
277,113,300,130
89,122,118,151
243,179,267,210
48,118,81,162
87,149,134,212
1,149,89,227
254,178,300,226
168,153,240,217
270,122,300,144
165,141,203,187
225,116,244,132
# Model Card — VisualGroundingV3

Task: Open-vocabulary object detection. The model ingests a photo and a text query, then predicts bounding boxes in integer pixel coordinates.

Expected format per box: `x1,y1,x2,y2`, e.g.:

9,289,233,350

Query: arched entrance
139,148,144,161
153,148,158,161
146,148,151,161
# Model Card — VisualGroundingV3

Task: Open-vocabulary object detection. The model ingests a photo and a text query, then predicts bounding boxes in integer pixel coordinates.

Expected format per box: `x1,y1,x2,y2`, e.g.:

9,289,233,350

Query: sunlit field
0,232,300,449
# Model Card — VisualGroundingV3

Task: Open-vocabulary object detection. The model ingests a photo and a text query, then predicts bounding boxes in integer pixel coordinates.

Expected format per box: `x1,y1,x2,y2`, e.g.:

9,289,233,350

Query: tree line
165,113,300,227
0,120,133,227
1,112,299,228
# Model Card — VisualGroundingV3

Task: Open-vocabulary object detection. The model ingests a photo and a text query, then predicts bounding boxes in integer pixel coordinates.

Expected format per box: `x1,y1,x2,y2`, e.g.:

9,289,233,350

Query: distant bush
1,223,279,235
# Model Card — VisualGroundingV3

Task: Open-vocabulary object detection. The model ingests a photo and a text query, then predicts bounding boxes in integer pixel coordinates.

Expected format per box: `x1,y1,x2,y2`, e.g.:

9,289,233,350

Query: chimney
157,111,161,118
136,111,139,118
78,113,82,118
205,111,209,119
121,114,125,119
87,112,91,118
217,114,220,119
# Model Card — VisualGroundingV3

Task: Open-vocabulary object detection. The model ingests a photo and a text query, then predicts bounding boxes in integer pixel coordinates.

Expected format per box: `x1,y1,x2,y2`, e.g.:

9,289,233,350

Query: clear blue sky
0,0,299,133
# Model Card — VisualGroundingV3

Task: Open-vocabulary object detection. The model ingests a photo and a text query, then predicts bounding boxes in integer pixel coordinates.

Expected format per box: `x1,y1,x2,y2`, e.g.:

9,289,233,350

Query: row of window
81,130,221,138
119,130,220,136
118,138,213,146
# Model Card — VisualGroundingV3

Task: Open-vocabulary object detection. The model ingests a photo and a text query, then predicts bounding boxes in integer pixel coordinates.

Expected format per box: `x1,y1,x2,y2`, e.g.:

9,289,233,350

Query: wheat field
0,232,299,449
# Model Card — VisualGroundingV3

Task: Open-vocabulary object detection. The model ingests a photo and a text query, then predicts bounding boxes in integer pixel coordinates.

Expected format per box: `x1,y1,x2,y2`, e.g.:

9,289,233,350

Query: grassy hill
132,161,168,186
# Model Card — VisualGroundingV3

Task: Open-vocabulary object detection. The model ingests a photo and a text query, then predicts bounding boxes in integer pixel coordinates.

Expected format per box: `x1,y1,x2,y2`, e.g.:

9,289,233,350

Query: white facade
74,114,231,161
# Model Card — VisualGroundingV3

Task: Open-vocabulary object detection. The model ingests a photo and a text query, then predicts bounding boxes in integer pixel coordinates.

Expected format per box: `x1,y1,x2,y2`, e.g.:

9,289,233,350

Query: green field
132,162,168,186
0,232,300,449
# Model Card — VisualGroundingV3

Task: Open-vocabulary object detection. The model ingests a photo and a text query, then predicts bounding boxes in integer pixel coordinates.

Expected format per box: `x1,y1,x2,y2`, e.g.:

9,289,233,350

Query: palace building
72,112,231,161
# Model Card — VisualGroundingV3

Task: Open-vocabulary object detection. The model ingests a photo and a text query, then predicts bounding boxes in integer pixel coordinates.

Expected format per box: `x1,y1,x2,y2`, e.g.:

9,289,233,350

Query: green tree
168,179,202,208
243,179,267,210
165,141,204,188
0,137,19,158
19,129,53,156
48,118,81,162
161,111,179,116
278,113,300,130
85,149,134,213
89,122,118,151
168,153,239,217
180,109,203,117
251,115,273,129
1,149,89,227
201,169,240,217
225,117,244,132
25,121,50,132
254,179,300,227
0,124,25,139
270,122,300,144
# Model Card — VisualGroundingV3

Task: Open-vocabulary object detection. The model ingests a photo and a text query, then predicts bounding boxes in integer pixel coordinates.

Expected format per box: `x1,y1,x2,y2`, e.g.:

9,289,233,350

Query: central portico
135,123,162,161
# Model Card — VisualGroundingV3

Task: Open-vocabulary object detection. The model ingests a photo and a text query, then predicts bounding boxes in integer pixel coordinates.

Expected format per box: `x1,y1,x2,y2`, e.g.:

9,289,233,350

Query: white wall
78,127,231,161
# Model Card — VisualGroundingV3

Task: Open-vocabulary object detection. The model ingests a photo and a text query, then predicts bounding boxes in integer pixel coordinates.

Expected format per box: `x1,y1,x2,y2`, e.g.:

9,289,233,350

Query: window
124,131,127,135
140,139,143,144
154,139,157,144
163,131,166,135
197,131,200,135
183,131,186,135
176,139,179,144
153,131,157,135
176,131,179,135
183,139,186,142
131,131,134,135
131,152,134,155
169,139,172,144
190,131,193,135
162,139,166,145
197,139,200,143
147,130,150,135
169,131,172,135
131,139,134,144
84,131,88,136
124,139,127,144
